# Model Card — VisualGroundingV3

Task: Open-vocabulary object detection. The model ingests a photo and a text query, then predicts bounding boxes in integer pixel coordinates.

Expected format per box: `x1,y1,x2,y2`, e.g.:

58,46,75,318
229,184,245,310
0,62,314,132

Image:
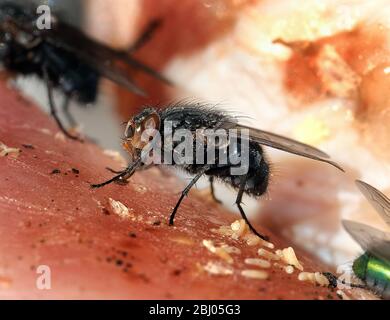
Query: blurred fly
0,2,170,140
342,180,390,299
91,103,343,240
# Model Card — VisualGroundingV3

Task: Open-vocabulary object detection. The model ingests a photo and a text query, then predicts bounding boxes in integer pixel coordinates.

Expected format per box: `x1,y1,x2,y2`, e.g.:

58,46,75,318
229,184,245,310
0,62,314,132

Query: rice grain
244,258,271,268
0,142,20,157
258,248,280,261
203,262,233,276
108,198,132,219
241,269,269,280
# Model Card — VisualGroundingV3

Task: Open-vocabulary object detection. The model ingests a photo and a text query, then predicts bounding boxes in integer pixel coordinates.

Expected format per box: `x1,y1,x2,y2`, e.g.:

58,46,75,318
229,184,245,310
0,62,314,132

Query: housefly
0,2,170,140
91,104,344,240
342,180,390,299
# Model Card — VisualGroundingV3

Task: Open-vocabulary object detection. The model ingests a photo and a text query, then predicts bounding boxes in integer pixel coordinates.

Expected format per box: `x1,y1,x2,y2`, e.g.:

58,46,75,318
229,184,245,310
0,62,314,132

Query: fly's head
0,14,14,60
122,108,161,159
0,3,41,60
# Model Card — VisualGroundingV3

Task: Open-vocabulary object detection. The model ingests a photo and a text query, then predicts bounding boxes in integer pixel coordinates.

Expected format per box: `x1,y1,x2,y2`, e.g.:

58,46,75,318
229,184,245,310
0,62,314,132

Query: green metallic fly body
343,180,390,299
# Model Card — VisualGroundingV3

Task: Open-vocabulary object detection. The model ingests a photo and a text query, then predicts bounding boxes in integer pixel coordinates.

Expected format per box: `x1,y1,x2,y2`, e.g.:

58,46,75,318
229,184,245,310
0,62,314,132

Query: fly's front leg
91,159,142,189
169,166,211,226
236,175,269,241
104,167,129,185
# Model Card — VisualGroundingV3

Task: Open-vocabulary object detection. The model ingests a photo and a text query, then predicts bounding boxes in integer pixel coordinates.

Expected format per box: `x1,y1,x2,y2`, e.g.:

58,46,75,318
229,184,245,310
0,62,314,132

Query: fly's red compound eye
124,122,134,139
141,112,161,132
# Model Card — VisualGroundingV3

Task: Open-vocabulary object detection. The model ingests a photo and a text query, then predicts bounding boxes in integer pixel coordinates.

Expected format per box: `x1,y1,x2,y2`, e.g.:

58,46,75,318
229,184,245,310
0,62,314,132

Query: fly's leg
62,95,77,128
209,176,222,204
321,272,366,289
106,167,123,174
236,175,269,241
128,19,162,53
42,66,81,141
321,272,339,288
91,159,142,189
105,167,129,185
169,167,210,226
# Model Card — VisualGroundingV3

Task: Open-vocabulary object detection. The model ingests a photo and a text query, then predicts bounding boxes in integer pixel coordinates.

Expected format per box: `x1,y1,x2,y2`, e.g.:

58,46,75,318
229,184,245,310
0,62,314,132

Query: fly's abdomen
204,142,269,197
43,45,99,103
353,253,390,299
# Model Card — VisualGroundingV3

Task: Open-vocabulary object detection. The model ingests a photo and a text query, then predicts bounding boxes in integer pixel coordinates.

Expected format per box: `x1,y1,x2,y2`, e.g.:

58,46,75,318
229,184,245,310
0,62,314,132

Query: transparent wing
224,122,344,171
356,180,390,226
342,220,390,263
40,20,170,93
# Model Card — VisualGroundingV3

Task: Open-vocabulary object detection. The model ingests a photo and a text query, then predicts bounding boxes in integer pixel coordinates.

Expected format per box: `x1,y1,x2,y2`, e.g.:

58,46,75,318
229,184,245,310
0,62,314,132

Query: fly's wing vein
40,20,169,92
356,180,390,226
343,220,390,263
221,122,344,171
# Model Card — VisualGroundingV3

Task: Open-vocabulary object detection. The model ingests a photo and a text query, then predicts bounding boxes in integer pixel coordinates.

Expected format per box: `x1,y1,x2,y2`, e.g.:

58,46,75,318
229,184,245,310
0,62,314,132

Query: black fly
91,104,344,240
0,2,170,140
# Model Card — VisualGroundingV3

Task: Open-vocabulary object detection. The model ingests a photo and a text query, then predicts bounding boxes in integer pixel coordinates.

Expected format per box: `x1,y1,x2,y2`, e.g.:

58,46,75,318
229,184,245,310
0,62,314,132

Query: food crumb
0,276,12,289
241,269,269,280
211,225,234,237
133,184,147,194
231,219,247,239
170,236,194,246
39,128,51,135
284,265,295,274
243,233,261,246
103,149,126,166
244,258,271,269
336,290,350,300
214,220,274,249
202,240,234,264
279,247,304,271
258,248,280,261
54,132,66,142
203,262,233,276
220,244,241,255
243,233,275,249
298,272,329,287
50,169,61,175
298,272,315,282
315,272,330,287
108,198,132,219
0,141,21,157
